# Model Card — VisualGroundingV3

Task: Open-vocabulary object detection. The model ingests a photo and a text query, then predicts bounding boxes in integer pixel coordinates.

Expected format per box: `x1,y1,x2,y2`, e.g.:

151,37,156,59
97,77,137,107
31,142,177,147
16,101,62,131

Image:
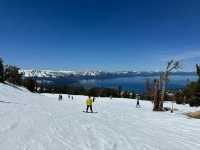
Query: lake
79,75,198,93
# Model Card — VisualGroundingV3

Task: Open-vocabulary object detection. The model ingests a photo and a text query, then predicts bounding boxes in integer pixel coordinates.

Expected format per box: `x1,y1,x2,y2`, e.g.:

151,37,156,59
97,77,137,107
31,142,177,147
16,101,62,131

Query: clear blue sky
0,0,200,71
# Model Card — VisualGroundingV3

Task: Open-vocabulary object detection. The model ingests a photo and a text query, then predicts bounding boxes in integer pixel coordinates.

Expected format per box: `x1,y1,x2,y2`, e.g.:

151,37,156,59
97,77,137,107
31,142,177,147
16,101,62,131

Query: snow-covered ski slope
0,83,200,150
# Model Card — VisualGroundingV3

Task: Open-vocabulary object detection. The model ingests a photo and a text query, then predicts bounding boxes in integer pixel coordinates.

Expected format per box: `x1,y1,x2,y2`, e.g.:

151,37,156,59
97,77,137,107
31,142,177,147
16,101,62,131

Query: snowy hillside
0,83,200,150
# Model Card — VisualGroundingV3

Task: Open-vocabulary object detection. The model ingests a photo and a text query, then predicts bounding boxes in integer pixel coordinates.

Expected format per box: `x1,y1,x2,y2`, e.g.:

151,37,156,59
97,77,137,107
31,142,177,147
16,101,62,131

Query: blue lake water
80,75,198,93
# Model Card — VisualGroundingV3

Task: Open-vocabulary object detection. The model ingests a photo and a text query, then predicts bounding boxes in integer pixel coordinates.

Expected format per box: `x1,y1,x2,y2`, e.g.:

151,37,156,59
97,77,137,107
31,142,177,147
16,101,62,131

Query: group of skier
58,94,74,101
58,94,62,101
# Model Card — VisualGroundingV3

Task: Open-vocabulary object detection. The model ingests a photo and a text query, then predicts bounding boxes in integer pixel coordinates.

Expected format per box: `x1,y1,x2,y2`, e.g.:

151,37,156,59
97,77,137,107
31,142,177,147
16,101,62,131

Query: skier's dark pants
136,103,140,108
86,105,93,112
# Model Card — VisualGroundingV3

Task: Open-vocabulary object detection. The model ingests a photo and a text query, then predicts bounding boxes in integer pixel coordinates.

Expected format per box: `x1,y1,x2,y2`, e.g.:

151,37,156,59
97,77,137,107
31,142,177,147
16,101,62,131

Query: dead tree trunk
196,64,200,83
160,72,168,110
153,79,161,111
153,60,181,111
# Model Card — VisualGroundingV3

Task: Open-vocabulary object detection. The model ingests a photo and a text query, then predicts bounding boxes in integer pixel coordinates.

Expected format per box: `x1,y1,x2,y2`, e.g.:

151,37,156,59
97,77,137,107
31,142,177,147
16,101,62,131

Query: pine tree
4,65,22,85
196,64,200,83
0,57,4,82
23,77,36,92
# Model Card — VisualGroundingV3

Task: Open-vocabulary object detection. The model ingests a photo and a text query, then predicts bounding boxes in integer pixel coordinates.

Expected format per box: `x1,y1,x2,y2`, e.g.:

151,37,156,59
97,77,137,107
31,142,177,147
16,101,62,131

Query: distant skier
93,97,95,102
136,95,140,108
71,96,74,100
58,94,62,101
85,96,93,113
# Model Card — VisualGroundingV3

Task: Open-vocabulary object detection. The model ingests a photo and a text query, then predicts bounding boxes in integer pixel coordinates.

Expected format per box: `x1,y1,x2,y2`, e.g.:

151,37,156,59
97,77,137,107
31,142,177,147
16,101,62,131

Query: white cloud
164,49,200,61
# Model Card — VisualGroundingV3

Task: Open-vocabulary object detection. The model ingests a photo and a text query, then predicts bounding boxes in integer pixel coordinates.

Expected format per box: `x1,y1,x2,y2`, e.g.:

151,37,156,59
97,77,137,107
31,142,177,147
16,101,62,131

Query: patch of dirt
186,111,200,119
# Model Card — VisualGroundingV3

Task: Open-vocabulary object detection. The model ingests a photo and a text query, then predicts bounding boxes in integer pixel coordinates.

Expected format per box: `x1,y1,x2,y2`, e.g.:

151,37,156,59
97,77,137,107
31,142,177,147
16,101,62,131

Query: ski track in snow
0,83,200,150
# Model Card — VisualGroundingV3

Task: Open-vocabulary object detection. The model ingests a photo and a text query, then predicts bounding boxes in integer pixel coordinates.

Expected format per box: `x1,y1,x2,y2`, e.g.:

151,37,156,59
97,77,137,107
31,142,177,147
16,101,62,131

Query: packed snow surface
0,83,200,150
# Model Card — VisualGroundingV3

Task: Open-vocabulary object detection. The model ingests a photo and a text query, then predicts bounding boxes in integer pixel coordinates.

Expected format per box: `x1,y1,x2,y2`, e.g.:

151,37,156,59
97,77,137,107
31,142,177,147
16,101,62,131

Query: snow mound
0,83,200,150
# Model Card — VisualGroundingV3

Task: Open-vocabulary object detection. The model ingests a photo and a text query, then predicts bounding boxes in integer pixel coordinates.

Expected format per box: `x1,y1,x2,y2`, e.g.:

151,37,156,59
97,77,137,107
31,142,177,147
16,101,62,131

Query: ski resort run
0,83,200,150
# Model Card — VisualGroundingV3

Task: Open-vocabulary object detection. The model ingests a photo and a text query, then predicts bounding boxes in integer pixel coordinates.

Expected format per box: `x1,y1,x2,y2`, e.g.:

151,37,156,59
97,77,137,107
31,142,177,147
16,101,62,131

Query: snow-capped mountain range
20,69,195,79
20,69,107,78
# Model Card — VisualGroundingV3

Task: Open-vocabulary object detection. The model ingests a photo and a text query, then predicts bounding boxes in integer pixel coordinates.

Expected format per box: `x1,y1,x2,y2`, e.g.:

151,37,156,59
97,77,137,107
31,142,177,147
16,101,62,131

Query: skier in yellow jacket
86,96,93,113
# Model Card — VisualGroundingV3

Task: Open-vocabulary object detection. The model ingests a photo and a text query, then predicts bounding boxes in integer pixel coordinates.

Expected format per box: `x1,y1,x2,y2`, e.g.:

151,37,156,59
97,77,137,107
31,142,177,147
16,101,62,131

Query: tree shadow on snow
0,100,25,105
0,100,12,104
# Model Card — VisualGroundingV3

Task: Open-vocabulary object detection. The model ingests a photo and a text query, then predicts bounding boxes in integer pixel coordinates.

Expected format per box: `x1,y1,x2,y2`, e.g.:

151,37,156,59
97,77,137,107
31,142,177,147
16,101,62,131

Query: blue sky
0,0,200,71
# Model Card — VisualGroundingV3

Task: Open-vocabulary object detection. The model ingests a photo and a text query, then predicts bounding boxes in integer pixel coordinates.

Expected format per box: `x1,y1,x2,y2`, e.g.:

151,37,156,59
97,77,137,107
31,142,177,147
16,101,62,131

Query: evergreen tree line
0,57,23,84
0,57,43,92
175,64,200,106
36,84,136,99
